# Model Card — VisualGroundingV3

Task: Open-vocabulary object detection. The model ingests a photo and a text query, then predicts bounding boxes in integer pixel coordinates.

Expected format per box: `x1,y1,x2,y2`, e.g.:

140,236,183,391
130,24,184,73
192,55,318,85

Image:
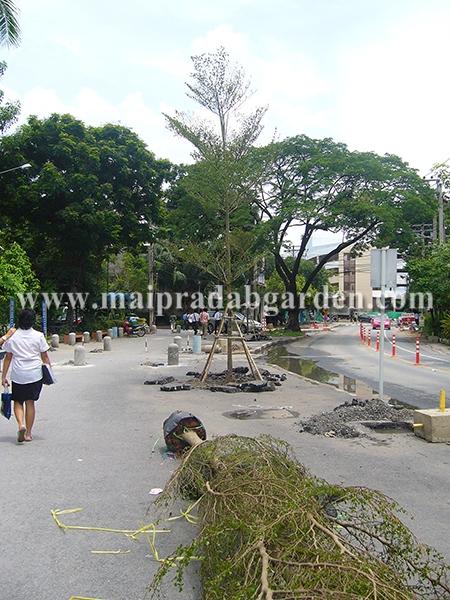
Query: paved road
279,324,450,408
1,330,449,600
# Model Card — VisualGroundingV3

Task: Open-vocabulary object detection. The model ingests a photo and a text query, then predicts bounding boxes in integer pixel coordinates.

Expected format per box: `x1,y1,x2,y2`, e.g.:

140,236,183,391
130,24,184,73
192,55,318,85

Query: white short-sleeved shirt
3,328,50,384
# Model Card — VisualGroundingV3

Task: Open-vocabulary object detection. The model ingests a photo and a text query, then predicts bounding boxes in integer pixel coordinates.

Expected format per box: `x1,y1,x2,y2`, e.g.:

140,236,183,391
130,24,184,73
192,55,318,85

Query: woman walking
1,309,51,443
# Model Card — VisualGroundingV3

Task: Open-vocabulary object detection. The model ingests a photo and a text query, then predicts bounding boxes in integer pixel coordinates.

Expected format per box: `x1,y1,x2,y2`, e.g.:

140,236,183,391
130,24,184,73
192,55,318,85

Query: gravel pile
299,398,414,438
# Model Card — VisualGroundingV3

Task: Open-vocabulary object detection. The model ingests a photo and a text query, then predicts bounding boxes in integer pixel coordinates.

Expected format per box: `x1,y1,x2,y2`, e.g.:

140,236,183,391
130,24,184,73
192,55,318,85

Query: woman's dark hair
18,309,36,330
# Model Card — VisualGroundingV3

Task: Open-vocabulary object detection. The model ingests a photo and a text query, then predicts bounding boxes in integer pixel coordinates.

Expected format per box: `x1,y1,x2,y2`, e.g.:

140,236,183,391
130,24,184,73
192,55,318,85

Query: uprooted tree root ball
150,435,449,599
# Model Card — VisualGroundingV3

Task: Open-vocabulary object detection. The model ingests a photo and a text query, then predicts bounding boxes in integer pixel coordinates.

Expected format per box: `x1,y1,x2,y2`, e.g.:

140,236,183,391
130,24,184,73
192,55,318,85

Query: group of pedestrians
1,309,50,443
181,309,224,335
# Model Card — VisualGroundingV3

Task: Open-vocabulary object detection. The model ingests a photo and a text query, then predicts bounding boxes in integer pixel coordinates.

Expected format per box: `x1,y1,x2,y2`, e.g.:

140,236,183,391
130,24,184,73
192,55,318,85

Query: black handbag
42,364,55,385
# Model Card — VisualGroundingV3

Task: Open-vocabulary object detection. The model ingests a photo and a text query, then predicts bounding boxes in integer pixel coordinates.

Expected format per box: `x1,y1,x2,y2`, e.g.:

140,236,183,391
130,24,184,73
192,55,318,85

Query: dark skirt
12,379,43,404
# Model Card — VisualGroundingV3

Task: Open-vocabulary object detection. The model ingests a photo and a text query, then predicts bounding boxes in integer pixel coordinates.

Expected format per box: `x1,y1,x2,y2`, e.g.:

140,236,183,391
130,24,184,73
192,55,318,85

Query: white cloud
334,8,450,171
192,24,249,55
11,85,192,162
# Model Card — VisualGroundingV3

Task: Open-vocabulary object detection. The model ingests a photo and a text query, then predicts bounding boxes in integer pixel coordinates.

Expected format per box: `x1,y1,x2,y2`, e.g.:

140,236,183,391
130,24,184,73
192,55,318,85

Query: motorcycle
123,321,146,337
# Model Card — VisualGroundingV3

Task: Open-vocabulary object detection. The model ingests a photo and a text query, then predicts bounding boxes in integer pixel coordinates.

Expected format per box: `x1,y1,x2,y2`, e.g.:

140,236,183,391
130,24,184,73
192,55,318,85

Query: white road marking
383,331,450,363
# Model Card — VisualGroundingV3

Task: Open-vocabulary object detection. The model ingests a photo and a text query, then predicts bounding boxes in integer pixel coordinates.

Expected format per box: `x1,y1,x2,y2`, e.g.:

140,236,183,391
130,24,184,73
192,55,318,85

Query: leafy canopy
0,242,39,320
0,114,170,292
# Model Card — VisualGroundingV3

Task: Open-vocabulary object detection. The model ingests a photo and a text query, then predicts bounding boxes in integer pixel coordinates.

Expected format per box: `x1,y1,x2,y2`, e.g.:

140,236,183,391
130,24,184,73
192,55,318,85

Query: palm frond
0,0,20,47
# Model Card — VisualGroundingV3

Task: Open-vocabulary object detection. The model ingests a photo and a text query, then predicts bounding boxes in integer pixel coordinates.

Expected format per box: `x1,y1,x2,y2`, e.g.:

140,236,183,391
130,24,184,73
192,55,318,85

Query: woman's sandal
24,433,33,442
17,427,26,443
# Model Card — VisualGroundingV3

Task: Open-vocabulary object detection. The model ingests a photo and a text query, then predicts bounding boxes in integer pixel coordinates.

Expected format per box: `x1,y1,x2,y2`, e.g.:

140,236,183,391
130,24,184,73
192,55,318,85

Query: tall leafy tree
0,114,170,298
407,242,450,335
0,61,19,134
164,47,266,294
255,135,435,329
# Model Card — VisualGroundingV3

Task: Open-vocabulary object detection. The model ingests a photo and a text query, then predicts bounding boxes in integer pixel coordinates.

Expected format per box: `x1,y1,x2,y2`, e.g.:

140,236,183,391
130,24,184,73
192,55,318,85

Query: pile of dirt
299,398,414,438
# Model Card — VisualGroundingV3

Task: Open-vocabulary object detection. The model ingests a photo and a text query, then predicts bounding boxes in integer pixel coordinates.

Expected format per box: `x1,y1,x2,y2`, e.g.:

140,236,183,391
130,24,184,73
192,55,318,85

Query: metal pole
378,248,386,399
148,242,154,326
437,180,445,244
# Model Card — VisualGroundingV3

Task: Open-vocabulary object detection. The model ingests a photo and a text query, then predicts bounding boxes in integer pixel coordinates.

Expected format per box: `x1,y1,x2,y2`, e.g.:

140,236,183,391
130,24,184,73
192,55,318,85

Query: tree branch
301,222,378,295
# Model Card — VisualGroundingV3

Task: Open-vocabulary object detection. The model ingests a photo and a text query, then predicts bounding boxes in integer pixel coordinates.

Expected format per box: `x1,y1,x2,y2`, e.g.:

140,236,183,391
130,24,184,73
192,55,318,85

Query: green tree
164,47,266,294
109,246,188,298
255,135,434,329
0,61,19,134
0,0,20,47
407,242,450,335
0,242,39,322
0,114,170,299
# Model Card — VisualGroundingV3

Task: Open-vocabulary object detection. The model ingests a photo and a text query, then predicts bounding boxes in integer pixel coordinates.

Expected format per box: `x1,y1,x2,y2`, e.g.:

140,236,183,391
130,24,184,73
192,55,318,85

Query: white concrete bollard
168,342,179,366
68,332,76,346
51,334,60,348
150,324,157,334
83,331,90,344
173,335,183,350
176,324,181,333
103,336,112,351
107,328,114,338
96,330,103,342
192,334,202,354
74,345,86,366
118,327,124,338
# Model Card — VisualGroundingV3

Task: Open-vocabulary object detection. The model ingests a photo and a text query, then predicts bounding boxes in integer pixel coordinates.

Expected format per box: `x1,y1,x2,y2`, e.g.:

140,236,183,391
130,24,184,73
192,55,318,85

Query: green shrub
441,312,450,339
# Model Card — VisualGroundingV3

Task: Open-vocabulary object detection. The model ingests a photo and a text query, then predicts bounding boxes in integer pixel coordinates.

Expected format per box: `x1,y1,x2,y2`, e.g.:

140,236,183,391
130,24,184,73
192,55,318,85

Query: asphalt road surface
280,323,450,408
1,330,449,600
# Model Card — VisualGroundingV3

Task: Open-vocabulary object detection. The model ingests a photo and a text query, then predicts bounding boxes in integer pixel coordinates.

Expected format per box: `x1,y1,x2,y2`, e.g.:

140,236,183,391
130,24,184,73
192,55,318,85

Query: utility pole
437,179,446,244
424,177,446,244
378,248,386,399
371,248,397,400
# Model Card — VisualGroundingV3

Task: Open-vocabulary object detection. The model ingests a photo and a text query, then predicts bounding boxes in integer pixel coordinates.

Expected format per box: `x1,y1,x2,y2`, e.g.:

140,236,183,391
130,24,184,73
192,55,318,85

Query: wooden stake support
200,313,263,383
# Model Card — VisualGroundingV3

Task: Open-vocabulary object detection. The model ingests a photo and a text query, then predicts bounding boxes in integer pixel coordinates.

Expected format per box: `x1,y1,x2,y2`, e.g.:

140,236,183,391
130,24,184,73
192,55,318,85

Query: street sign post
371,248,397,399
370,249,397,289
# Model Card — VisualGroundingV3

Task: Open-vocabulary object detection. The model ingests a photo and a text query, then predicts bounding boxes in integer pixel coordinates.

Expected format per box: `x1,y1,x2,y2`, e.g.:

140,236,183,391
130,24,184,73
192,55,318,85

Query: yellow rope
51,508,170,537
166,496,202,525
69,597,105,600
90,550,131,555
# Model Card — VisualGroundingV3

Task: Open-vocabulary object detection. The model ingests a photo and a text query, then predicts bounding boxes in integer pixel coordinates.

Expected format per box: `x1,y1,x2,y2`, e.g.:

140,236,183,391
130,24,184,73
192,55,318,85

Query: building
303,242,407,312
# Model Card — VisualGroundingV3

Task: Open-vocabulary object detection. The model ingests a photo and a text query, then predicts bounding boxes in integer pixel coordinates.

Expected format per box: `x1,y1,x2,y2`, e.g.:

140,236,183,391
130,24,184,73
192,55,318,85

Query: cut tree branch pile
151,435,449,599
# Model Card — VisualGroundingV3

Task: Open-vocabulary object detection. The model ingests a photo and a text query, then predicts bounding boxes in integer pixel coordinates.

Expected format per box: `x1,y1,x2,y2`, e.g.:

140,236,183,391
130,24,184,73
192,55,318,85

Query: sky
2,0,450,244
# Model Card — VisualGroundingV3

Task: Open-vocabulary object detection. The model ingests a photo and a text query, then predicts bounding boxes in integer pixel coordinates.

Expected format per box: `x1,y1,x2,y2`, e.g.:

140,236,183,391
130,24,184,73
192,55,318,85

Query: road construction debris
209,384,240,393
160,382,192,392
299,398,414,438
141,361,164,367
239,379,276,393
144,376,175,385
182,367,285,393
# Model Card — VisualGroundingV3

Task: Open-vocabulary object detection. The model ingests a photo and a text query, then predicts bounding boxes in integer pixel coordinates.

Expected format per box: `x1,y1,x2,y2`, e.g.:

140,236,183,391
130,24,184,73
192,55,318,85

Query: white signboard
370,249,398,289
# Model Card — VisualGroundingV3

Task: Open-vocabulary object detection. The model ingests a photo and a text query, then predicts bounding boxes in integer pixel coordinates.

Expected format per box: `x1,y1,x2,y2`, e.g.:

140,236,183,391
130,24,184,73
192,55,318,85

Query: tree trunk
287,309,300,331
286,281,300,331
